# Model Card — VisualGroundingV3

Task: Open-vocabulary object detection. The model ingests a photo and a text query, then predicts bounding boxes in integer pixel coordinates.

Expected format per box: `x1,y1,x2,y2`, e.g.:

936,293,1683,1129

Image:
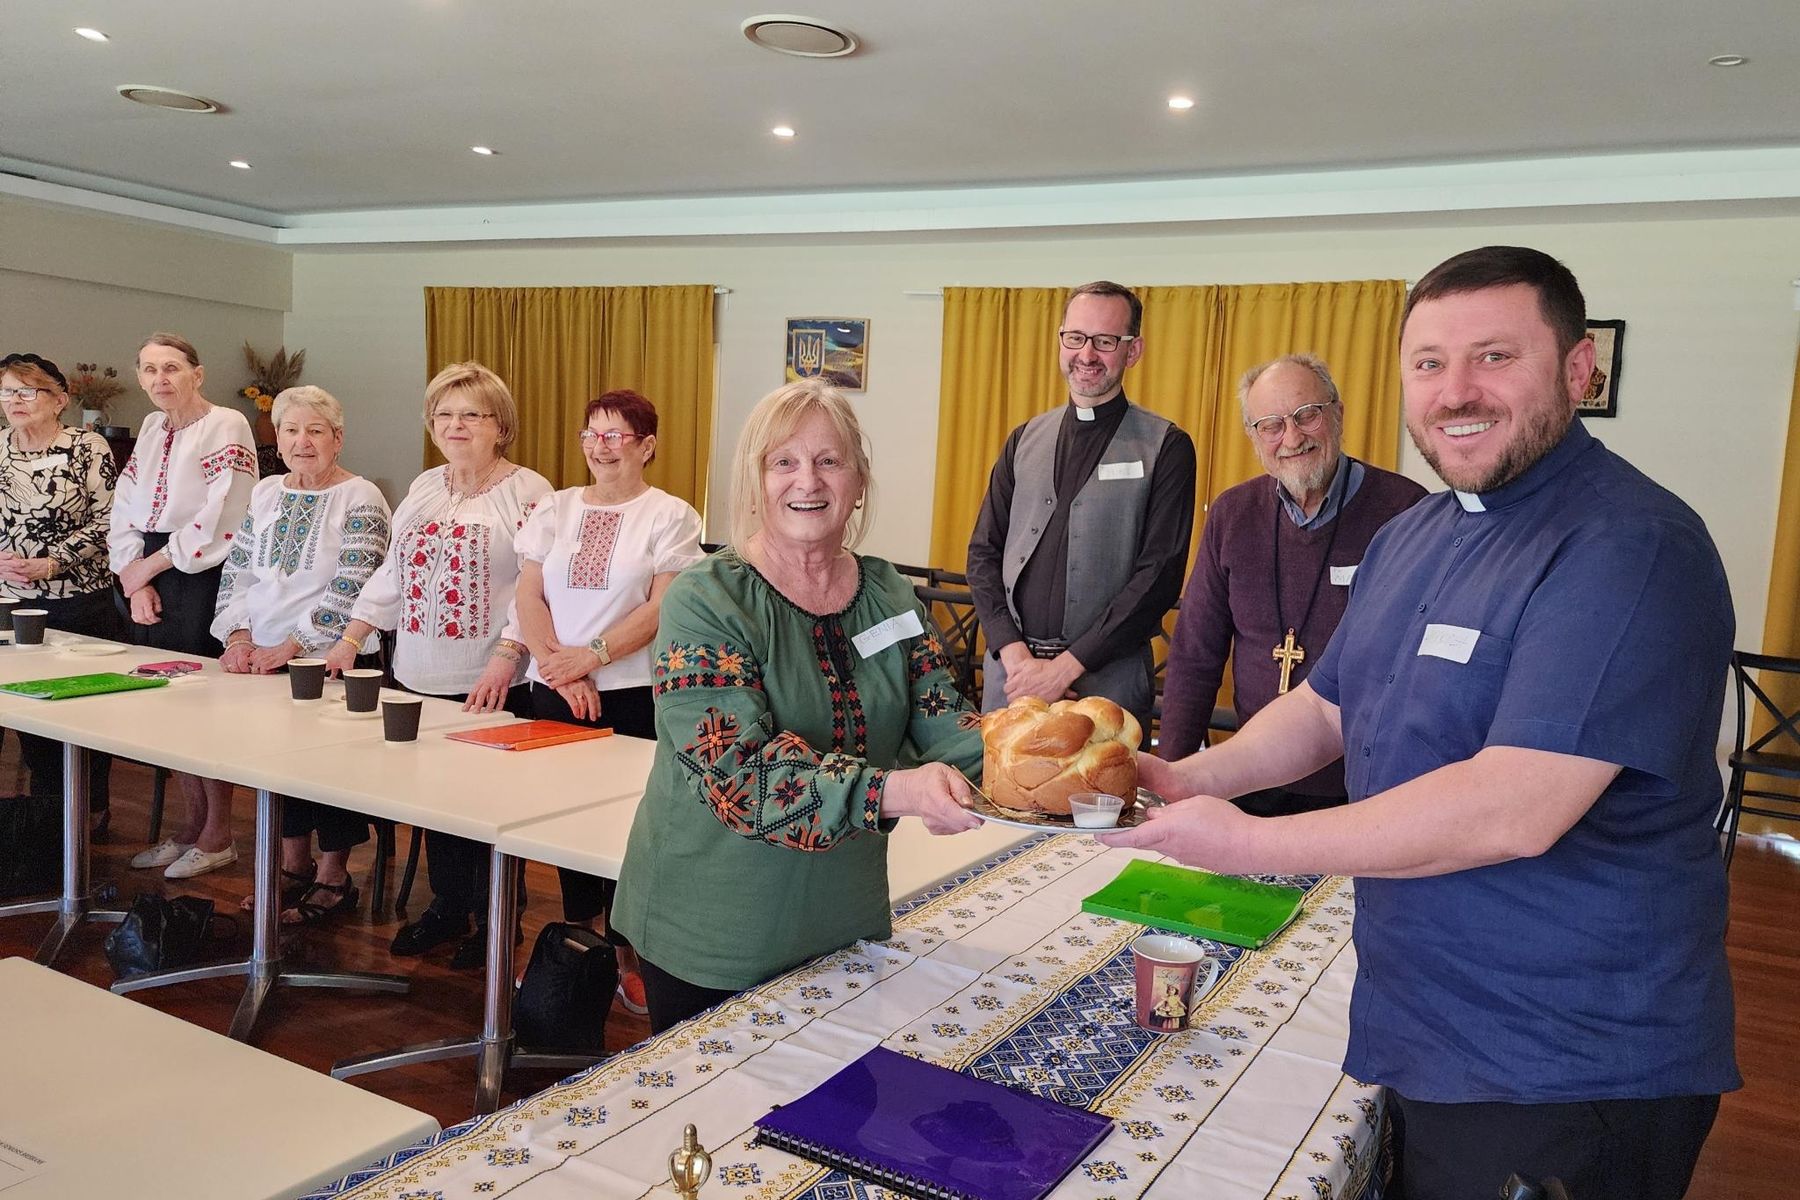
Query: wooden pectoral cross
1273,628,1305,695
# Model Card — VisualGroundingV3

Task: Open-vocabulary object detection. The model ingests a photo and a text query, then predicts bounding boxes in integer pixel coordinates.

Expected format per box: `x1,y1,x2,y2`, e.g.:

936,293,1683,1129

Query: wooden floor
1,745,1795,1197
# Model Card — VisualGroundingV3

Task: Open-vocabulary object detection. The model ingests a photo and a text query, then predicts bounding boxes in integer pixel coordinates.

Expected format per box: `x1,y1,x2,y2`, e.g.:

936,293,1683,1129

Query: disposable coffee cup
288,658,328,702
10,609,48,646
382,695,423,742
1129,933,1218,1034
343,668,384,713
0,597,19,632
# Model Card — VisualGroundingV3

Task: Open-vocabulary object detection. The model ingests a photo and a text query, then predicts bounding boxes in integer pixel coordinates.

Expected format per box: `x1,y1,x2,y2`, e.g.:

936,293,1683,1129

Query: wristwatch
588,635,612,666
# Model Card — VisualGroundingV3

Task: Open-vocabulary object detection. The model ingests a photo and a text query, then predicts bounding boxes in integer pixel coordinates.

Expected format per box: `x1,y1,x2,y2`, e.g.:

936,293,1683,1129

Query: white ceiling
2,0,1798,230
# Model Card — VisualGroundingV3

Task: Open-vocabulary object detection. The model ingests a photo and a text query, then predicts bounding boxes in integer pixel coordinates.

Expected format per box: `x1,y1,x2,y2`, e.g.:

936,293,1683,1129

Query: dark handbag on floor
514,921,619,1054
103,893,223,980
0,795,61,900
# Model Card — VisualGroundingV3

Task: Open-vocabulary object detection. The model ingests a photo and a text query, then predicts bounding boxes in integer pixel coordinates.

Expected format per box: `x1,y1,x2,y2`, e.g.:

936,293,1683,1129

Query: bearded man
1159,353,1425,813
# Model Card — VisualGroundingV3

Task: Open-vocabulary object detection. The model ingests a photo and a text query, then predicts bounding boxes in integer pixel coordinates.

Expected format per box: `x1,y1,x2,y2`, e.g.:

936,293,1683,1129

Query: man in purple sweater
1158,354,1426,814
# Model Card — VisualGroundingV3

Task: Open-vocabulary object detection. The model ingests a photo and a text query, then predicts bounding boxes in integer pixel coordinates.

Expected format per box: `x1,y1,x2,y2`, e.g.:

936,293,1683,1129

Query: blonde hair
729,379,873,551
272,385,345,432
423,362,518,450
138,332,200,367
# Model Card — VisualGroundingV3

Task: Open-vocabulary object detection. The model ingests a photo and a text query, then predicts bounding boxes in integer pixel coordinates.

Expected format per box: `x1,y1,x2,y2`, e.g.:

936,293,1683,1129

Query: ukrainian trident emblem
789,327,825,378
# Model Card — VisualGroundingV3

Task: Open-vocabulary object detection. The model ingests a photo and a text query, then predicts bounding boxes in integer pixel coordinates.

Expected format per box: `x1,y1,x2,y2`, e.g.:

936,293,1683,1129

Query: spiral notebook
753,1046,1112,1200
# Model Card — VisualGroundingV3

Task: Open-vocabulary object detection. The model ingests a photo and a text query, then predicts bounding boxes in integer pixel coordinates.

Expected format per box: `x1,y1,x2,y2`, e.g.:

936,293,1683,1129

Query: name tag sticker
1330,564,1357,587
25,454,68,473
851,609,925,659
1417,623,1481,664
1096,460,1144,481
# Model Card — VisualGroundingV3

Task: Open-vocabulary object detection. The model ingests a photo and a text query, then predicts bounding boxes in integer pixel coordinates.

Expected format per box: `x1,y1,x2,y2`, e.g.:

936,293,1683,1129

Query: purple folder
753,1046,1113,1200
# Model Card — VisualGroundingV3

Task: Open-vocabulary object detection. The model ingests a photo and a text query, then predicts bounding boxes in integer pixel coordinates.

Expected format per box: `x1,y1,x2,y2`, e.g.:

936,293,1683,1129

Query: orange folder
445,720,613,751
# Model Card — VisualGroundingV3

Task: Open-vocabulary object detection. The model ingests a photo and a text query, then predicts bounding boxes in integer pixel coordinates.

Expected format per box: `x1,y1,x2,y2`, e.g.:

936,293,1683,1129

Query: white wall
1,199,292,431
286,211,1800,648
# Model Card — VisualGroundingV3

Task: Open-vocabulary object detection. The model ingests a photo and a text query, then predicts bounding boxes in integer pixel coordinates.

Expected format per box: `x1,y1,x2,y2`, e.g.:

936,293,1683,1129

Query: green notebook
0,672,170,701
1081,859,1306,948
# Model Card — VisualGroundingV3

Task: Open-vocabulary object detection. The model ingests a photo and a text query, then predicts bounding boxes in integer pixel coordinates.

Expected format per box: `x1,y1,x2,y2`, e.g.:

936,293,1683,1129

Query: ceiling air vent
116,85,221,114
742,15,859,58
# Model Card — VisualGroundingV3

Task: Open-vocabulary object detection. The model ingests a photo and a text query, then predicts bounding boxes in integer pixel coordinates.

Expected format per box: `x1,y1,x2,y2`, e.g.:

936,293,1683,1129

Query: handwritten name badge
1330,564,1357,587
851,609,925,659
25,454,69,473
1096,460,1145,481
1417,623,1481,664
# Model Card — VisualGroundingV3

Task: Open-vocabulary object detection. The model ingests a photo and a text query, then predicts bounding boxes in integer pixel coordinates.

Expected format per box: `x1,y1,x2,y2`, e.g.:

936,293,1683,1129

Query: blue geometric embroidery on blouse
308,503,390,648
268,489,325,576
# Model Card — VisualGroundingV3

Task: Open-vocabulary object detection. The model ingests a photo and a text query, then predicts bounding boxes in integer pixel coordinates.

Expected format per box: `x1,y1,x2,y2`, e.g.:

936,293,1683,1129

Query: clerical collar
1456,420,1596,514
1070,392,1127,424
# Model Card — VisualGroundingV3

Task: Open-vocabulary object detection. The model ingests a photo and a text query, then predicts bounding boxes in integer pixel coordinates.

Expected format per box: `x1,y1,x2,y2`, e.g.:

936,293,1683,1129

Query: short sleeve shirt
1309,421,1739,1103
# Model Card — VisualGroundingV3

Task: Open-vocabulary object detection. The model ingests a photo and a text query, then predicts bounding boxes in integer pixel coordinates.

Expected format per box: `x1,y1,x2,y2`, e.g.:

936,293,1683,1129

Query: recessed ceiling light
229,160,251,170
742,15,859,58
1168,95,1195,111
74,27,108,42
1708,53,1747,67
116,85,220,114
470,145,496,156
771,126,796,139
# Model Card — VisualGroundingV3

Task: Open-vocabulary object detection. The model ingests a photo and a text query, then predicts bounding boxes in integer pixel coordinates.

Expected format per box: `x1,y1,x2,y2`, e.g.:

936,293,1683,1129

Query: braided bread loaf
980,696,1140,816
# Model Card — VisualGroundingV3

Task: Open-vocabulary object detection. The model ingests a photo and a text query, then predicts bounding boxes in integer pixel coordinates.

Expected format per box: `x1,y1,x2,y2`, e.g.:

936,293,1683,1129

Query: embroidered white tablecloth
306,838,1381,1200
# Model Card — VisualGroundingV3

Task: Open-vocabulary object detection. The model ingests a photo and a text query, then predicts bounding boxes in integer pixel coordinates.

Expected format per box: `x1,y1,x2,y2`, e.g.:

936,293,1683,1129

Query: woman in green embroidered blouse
612,380,984,1032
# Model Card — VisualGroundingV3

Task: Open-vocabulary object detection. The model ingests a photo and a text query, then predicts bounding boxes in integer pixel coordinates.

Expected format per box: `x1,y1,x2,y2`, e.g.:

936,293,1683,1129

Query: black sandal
282,879,360,926
241,861,318,913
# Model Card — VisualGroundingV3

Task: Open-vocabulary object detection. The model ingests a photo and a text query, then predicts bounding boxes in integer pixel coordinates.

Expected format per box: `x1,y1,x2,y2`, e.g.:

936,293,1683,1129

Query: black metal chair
1717,649,1800,868
914,583,984,705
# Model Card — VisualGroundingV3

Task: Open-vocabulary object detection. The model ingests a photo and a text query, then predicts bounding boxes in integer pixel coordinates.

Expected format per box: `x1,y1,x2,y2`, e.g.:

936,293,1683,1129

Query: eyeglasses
1058,329,1135,353
431,409,495,425
1245,400,1338,442
0,387,57,401
578,429,645,449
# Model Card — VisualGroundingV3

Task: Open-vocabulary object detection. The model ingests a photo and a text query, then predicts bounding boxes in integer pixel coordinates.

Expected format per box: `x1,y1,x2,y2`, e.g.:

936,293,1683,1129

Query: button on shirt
1309,421,1738,1103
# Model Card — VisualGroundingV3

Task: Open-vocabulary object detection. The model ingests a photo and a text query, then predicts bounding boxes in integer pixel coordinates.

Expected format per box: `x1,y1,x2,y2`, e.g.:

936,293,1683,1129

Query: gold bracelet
492,642,523,664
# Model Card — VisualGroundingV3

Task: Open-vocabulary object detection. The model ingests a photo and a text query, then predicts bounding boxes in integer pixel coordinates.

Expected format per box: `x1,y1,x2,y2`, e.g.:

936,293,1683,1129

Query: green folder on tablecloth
1081,859,1305,948
0,672,170,701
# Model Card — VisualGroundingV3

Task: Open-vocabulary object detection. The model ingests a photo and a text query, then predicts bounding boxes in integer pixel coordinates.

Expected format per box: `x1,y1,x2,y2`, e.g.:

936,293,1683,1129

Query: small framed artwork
786,318,869,391
1578,319,1625,418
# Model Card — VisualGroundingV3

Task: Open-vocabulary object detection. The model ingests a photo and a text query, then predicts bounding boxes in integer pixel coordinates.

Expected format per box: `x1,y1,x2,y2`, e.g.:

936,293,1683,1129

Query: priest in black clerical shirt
966,281,1196,743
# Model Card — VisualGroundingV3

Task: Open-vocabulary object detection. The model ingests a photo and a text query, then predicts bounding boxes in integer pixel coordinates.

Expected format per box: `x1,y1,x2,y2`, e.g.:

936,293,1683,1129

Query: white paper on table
0,1136,49,1193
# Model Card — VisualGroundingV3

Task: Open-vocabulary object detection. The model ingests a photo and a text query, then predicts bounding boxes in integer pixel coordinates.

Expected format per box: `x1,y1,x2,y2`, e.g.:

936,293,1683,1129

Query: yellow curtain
929,288,1068,569
422,285,716,506
930,279,1408,571
1745,343,1800,829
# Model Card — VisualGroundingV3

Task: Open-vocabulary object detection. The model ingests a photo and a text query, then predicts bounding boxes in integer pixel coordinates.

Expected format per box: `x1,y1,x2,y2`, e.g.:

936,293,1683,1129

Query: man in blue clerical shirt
1103,246,1736,1200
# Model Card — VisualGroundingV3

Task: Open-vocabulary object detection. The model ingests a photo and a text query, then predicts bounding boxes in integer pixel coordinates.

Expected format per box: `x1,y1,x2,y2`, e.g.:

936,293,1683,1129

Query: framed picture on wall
1578,319,1624,418
786,319,869,390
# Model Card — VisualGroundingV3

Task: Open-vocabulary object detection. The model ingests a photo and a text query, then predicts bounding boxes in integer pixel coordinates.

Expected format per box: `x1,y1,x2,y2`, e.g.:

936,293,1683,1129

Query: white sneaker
164,844,238,879
130,838,193,869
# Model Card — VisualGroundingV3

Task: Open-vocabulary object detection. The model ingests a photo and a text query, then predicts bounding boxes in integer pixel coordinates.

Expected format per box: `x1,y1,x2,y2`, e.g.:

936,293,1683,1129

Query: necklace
1270,458,1350,695
446,460,504,507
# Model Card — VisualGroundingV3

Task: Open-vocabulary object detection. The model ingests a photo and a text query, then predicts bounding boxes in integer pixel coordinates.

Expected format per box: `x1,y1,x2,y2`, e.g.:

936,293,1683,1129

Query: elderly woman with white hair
211,385,392,923
612,379,984,1032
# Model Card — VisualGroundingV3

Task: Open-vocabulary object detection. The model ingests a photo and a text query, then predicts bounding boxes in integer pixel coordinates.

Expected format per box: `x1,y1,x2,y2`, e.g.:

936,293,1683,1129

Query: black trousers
528,680,655,924
420,682,532,921
18,588,128,811
275,653,379,854
1387,1088,1720,1200
640,956,738,1036
122,531,224,656
1232,786,1346,818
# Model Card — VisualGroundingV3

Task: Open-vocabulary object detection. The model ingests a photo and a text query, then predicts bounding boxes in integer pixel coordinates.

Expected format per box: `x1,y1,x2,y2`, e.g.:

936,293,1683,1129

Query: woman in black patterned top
0,352,129,826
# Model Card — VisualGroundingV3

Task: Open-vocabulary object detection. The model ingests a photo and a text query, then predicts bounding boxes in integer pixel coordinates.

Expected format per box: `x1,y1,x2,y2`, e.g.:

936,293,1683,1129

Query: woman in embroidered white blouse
110,333,257,881
330,361,552,966
211,386,392,923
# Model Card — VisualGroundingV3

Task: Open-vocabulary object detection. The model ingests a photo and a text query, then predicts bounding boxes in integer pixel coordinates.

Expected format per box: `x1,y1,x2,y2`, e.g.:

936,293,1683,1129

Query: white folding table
0,956,438,1200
